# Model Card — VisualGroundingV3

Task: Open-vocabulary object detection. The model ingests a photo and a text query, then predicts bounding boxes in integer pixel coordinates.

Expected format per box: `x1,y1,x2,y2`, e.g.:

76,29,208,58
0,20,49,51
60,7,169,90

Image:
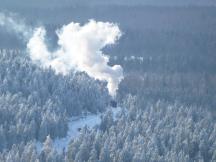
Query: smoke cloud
0,13,124,97
0,12,33,39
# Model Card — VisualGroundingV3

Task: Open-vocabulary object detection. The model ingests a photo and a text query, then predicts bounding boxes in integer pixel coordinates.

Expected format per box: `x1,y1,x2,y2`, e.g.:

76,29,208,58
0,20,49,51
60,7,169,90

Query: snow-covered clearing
36,107,122,153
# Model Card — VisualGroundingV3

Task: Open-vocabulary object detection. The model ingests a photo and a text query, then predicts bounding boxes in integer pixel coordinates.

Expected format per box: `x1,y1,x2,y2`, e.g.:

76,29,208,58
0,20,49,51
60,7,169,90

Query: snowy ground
36,107,121,153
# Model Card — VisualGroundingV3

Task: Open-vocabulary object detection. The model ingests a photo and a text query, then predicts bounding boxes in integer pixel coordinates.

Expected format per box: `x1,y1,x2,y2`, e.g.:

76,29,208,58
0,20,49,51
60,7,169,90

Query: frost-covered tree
0,49,110,151
66,95,216,162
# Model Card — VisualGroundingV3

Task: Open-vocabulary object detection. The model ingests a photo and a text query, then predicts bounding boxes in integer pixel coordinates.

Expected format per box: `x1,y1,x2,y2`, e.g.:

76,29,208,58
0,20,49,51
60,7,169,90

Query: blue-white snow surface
37,107,121,153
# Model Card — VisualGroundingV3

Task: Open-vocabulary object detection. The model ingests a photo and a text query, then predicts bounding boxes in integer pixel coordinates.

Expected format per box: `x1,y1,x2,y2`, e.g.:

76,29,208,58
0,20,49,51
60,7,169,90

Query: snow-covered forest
0,1,216,162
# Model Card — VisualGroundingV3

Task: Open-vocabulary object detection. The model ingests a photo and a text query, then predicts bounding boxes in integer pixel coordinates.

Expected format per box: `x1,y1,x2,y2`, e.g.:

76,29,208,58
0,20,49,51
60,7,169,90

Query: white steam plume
0,13,124,97
0,12,33,39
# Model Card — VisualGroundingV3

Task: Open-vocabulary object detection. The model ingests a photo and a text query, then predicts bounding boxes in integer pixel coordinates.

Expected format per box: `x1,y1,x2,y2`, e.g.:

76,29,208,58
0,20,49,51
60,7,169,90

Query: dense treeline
118,72,216,108
65,96,216,162
0,49,109,151
1,95,216,162
0,137,63,162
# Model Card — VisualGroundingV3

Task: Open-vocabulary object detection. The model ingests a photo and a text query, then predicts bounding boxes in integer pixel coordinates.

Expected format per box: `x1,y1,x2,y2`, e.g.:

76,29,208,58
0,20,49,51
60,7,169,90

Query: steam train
110,100,117,108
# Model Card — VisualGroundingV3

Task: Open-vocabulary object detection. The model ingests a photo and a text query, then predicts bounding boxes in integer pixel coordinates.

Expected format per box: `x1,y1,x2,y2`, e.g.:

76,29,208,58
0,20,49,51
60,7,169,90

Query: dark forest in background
1,5,215,106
